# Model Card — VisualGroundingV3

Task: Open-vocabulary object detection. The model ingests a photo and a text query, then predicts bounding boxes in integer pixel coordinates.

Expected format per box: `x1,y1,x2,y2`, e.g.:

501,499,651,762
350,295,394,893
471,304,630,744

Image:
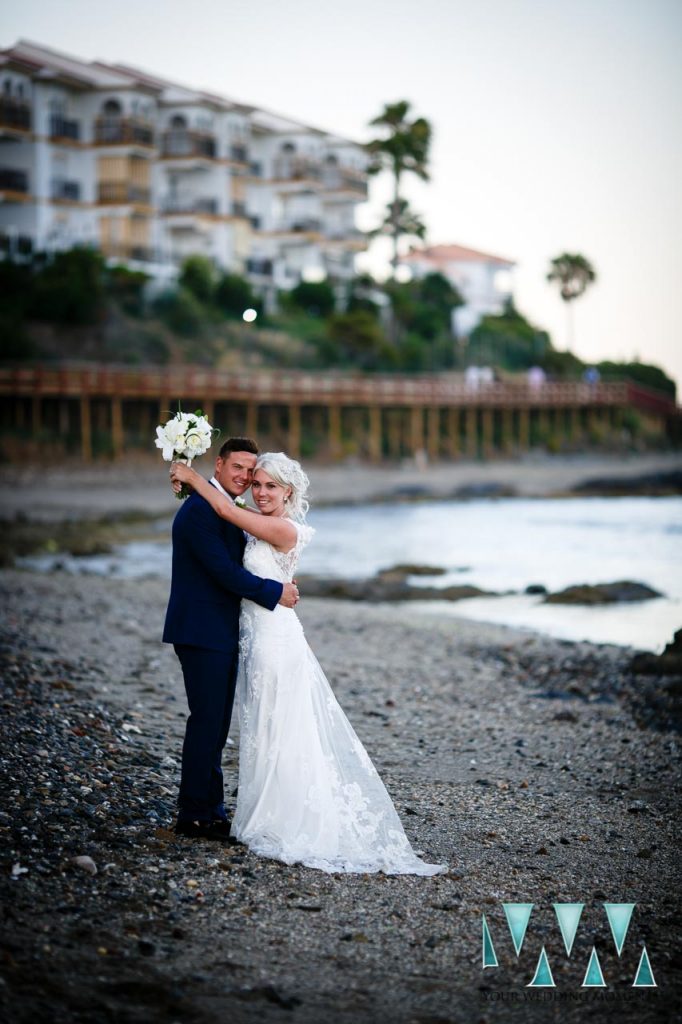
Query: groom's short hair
219,436,259,458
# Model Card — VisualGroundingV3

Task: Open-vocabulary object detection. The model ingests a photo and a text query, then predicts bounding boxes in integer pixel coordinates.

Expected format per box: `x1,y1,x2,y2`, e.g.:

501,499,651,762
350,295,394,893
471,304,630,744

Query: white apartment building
0,40,368,302
402,243,515,336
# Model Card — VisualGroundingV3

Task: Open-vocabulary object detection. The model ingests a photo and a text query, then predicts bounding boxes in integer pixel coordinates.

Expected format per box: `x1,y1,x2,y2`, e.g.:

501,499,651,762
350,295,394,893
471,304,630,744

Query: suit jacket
163,488,283,653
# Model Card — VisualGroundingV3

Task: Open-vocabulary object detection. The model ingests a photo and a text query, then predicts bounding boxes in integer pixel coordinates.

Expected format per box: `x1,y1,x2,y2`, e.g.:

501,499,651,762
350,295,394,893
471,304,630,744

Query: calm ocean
22,496,682,653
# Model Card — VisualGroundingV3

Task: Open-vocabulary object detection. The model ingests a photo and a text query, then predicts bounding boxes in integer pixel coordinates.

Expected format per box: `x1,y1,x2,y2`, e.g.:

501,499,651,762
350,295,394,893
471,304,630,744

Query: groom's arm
181,498,283,610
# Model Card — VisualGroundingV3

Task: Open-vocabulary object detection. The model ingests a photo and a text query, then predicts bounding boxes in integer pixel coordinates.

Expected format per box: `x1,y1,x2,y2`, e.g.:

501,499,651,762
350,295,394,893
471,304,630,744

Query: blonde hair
255,452,310,522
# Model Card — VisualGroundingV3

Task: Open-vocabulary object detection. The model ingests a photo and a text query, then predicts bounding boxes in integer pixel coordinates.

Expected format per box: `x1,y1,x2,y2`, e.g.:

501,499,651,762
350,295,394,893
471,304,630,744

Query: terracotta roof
405,244,515,267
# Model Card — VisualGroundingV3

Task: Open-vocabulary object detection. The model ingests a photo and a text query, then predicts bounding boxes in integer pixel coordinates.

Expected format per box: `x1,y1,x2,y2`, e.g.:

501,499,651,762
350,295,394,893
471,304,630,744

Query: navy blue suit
163,487,283,822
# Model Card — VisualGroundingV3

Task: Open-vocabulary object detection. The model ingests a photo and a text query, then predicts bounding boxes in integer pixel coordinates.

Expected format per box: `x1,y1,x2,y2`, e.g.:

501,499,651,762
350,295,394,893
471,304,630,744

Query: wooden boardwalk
0,363,677,461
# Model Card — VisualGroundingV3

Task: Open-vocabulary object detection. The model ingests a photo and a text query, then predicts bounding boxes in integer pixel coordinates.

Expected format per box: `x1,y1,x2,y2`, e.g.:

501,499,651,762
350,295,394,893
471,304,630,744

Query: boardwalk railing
0,363,677,461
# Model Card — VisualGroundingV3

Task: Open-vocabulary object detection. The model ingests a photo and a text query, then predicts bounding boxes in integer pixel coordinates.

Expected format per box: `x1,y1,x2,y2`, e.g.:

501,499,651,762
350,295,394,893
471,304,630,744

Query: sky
3,0,681,389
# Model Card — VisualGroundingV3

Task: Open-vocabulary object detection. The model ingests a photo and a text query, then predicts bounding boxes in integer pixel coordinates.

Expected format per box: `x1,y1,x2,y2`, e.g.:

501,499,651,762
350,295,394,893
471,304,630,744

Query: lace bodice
243,520,314,584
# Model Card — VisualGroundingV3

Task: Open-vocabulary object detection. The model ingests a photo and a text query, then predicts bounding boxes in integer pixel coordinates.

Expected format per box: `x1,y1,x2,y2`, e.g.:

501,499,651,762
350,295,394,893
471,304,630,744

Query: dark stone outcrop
571,470,682,497
296,575,493,602
544,580,663,604
631,628,682,676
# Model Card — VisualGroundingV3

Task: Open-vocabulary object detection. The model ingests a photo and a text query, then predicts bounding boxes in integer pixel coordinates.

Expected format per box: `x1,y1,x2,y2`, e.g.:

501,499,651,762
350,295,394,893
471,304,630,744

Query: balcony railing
94,117,155,146
51,179,81,201
249,215,262,230
161,131,216,159
249,161,263,177
232,201,248,218
0,99,31,132
0,233,33,258
102,244,157,263
322,170,368,196
49,115,80,141
97,181,151,204
162,195,219,214
230,144,249,163
246,258,274,277
271,157,322,182
0,168,29,193
276,218,323,233
325,226,366,240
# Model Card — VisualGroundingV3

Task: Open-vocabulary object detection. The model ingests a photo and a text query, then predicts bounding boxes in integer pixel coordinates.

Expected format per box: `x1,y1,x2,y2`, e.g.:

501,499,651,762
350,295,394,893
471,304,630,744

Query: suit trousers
174,644,238,822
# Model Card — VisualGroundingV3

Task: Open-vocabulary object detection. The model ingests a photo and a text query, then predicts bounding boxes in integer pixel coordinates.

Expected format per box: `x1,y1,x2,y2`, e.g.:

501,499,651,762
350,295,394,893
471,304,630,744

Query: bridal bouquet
155,408,218,499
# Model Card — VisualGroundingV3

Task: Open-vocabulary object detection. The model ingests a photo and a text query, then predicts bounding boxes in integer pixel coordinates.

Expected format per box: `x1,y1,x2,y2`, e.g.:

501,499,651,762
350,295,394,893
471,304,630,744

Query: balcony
271,157,322,182
162,194,219,215
161,131,216,159
49,115,81,142
51,179,81,202
246,257,274,277
276,218,323,234
102,244,157,263
0,168,30,194
322,169,368,197
97,181,151,205
324,227,367,249
0,99,31,132
94,117,155,147
230,144,249,163
232,201,248,219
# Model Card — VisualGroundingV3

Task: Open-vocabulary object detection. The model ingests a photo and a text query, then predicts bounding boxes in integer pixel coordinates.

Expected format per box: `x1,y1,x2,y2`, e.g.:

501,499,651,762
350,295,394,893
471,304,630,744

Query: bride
170,453,446,876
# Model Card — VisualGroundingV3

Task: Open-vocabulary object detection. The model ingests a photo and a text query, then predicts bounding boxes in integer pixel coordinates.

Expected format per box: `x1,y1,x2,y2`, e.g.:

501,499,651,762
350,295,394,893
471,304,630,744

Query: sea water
21,496,681,653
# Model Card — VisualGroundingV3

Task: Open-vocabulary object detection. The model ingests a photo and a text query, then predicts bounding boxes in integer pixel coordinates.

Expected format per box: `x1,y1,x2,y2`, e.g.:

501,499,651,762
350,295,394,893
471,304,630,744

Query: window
102,99,122,116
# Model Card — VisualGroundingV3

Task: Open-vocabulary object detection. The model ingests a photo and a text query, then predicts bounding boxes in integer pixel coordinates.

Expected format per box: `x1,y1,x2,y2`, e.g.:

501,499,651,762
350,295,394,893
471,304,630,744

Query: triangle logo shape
527,946,555,987
633,946,657,987
582,946,607,987
482,914,498,968
502,903,534,956
553,903,584,956
604,903,635,956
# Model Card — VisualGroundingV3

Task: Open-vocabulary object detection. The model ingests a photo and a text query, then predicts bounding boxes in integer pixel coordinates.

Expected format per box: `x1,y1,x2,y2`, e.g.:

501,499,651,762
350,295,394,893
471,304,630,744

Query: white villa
402,243,515,335
0,40,368,304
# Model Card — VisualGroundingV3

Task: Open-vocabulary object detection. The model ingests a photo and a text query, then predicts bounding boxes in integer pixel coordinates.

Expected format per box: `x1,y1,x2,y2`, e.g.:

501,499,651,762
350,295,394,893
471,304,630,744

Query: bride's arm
170,463,297,550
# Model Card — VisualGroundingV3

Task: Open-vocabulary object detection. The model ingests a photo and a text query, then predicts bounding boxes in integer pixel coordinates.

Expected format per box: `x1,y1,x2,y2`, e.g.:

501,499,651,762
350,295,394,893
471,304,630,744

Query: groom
163,436,299,840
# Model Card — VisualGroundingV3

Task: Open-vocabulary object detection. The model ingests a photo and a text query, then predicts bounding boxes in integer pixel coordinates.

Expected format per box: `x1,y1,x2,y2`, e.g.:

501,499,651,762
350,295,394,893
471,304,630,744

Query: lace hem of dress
232,829,447,876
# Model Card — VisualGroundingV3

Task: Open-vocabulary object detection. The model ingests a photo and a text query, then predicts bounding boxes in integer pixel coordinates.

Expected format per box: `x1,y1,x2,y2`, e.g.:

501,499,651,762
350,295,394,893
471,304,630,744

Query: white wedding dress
231,521,446,875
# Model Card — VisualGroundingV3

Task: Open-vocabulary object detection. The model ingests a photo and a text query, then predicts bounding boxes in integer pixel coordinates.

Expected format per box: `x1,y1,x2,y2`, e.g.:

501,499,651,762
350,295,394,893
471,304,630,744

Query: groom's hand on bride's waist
279,582,299,608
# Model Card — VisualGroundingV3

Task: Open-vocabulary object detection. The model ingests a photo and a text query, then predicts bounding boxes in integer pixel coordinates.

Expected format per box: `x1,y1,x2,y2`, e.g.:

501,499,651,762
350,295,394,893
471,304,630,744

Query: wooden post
410,406,424,456
80,395,92,461
368,405,382,462
501,407,513,454
427,407,440,460
31,395,41,438
59,399,70,438
518,407,530,451
288,403,301,458
329,404,342,460
481,407,494,459
387,409,401,459
111,396,123,459
446,407,460,459
246,401,258,439
202,399,215,425
465,406,478,457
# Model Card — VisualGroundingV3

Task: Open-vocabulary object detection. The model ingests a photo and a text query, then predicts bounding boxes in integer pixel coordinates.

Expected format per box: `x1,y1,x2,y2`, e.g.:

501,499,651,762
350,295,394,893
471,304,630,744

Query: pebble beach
1,453,681,1022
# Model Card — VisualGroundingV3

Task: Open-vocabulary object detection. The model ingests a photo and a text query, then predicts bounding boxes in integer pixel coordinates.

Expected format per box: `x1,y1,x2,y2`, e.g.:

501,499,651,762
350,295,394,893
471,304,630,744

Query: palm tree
366,101,432,274
547,252,596,351
369,197,427,251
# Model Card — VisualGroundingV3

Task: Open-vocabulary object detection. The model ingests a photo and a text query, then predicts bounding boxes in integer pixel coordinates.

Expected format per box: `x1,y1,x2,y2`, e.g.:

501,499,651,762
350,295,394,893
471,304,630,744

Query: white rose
184,429,206,455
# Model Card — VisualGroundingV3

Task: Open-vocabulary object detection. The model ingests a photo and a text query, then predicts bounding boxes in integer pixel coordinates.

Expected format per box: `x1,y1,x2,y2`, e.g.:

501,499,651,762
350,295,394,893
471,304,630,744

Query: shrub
287,280,336,318
29,247,106,325
178,255,216,304
152,287,205,337
215,272,262,318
